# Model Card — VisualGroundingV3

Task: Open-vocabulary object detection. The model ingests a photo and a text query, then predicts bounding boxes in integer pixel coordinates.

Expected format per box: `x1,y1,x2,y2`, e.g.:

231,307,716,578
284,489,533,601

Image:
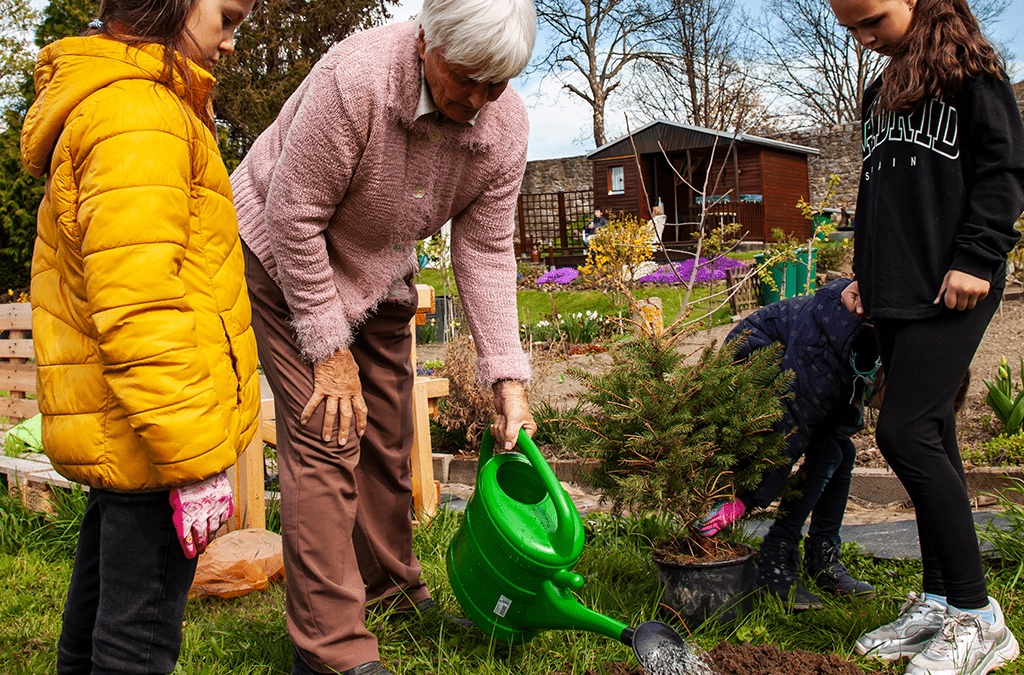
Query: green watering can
447,428,702,675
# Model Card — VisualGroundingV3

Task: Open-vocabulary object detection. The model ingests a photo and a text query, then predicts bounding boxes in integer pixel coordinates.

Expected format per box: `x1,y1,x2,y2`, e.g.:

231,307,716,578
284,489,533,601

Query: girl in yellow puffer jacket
20,0,259,671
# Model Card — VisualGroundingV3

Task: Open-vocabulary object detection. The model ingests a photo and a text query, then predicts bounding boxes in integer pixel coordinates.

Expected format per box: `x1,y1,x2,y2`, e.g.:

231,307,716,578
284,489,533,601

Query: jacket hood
21,35,215,177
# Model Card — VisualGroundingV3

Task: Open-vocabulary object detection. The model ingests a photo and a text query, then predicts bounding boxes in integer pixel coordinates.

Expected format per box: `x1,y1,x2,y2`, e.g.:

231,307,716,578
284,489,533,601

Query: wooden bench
0,302,265,530
260,284,447,520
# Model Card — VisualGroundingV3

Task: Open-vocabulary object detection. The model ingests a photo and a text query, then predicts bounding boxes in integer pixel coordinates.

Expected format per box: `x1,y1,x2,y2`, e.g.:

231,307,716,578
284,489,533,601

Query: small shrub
567,343,608,356
417,358,444,377
560,310,610,344
522,319,560,343
964,432,1024,467
578,212,655,307
535,267,579,285
815,239,852,273
636,256,746,285
569,321,790,557
434,334,494,449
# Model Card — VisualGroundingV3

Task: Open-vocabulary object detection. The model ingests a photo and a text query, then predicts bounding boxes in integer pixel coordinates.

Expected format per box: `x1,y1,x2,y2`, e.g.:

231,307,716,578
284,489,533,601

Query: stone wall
520,155,592,194
770,124,860,210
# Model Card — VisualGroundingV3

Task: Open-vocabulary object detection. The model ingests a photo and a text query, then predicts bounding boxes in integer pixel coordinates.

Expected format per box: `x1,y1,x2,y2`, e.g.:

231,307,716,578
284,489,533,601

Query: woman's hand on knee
491,380,537,450
935,270,989,311
301,348,367,445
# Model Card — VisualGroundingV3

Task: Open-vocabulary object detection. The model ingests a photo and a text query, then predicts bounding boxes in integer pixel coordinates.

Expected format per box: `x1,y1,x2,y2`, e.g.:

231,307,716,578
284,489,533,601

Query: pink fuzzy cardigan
231,20,530,386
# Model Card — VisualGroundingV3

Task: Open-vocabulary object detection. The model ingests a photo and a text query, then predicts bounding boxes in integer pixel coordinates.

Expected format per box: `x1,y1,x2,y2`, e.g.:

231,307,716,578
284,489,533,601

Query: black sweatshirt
854,73,1024,319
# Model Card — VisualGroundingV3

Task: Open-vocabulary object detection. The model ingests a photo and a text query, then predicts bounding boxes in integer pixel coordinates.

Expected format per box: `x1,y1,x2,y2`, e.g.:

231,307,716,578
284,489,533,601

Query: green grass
519,286,733,330
1,492,1022,674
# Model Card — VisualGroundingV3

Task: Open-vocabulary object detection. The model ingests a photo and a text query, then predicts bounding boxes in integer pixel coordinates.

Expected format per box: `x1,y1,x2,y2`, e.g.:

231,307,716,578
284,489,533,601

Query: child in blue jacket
697,278,880,609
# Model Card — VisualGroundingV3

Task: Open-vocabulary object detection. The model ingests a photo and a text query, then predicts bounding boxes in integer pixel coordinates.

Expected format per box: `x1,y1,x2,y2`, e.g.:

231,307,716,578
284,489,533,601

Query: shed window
608,165,625,194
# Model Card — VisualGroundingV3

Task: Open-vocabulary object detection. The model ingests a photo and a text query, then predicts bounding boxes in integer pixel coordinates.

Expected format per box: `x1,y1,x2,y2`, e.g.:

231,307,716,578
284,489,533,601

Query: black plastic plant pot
654,543,756,627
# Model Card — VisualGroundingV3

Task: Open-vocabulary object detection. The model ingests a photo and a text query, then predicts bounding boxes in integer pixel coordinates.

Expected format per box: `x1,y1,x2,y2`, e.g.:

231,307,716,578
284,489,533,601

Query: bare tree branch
623,0,778,133
531,0,668,146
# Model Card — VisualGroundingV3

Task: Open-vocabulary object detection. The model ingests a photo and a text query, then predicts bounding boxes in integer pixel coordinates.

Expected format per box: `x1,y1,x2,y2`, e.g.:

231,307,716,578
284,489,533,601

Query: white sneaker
855,592,946,660
905,597,1020,675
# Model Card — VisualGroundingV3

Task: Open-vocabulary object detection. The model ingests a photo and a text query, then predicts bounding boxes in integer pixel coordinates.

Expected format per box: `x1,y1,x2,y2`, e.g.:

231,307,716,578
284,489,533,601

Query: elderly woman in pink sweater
230,1,537,673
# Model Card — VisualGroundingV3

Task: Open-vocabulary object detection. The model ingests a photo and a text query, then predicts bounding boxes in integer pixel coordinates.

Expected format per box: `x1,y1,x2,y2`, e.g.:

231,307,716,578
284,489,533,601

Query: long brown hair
877,0,1005,113
86,0,202,94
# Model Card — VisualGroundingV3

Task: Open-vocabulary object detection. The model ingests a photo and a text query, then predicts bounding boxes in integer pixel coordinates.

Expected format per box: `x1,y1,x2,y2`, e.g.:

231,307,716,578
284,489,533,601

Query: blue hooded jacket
727,278,874,507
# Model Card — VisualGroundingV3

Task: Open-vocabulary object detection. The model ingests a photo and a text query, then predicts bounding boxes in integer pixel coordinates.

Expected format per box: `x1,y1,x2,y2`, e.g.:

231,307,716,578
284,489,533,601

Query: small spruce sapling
568,319,791,560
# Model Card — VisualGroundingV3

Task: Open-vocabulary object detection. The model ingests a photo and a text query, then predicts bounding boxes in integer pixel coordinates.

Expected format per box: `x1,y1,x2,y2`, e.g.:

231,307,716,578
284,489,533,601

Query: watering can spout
518,578,631,644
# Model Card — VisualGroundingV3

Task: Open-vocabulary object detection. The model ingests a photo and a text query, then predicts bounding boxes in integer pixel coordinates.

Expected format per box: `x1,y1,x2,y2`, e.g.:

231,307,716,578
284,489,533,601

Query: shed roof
587,119,821,160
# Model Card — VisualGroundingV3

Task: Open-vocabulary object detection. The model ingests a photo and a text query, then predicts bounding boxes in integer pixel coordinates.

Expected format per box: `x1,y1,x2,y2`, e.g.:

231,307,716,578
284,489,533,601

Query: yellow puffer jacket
21,36,260,491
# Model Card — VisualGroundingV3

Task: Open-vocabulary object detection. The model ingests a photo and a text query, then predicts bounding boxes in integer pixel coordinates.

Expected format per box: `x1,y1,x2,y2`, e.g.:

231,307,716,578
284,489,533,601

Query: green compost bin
754,248,817,304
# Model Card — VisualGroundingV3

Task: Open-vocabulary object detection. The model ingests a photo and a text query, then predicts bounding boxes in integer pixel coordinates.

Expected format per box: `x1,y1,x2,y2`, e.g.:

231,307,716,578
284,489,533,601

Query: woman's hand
935,270,989,311
491,380,537,450
300,348,366,445
841,280,864,316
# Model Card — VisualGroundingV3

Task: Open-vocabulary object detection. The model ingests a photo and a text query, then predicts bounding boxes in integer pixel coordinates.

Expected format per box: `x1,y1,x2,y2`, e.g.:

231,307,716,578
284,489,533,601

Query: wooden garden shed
588,120,820,244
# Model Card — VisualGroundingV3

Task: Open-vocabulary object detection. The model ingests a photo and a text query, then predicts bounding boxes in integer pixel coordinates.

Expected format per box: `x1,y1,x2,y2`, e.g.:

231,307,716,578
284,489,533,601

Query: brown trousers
244,244,428,673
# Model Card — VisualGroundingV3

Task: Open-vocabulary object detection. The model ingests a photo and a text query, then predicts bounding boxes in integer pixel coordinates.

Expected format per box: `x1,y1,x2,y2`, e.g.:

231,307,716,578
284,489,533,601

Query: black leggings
873,289,1001,609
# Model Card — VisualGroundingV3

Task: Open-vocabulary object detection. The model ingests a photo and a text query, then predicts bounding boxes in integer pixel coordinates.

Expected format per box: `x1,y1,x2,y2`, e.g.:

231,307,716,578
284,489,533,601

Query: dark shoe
292,647,319,675
292,648,394,675
341,662,394,675
754,536,824,610
803,536,876,599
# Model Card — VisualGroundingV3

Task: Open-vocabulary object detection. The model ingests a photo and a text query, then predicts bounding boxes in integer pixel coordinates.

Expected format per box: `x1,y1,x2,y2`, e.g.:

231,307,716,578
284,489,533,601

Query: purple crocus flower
637,257,746,284
536,267,579,285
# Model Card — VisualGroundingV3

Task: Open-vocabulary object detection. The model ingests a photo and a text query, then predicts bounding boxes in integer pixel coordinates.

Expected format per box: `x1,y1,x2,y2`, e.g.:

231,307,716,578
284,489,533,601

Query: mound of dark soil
708,642,868,675
545,642,874,675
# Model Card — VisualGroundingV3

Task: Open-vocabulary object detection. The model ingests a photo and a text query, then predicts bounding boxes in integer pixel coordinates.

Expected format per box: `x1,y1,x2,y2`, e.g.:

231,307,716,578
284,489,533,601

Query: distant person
648,205,667,245
832,0,1023,670
583,207,607,246
697,279,879,610
20,0,261,671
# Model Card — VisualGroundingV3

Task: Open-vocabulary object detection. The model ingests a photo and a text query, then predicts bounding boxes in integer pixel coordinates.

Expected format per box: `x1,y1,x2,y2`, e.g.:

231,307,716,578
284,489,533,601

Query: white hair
418,0,537,83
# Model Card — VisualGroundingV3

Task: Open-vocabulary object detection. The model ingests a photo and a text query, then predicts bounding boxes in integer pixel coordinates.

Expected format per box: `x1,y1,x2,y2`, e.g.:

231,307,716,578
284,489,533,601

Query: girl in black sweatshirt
830,0,1023,672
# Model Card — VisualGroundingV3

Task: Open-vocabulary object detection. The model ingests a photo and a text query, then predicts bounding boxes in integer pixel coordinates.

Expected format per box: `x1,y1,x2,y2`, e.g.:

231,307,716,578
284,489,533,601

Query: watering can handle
480,427,578,553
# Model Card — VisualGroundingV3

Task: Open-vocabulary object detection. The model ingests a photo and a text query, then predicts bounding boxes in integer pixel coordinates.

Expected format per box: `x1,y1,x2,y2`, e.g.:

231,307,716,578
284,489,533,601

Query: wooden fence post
557,190,568,250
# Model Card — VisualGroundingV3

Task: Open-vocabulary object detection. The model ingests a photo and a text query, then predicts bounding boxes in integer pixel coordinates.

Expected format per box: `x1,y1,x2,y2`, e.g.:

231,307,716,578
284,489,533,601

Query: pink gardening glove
694,499,746,537
169,472,233,559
